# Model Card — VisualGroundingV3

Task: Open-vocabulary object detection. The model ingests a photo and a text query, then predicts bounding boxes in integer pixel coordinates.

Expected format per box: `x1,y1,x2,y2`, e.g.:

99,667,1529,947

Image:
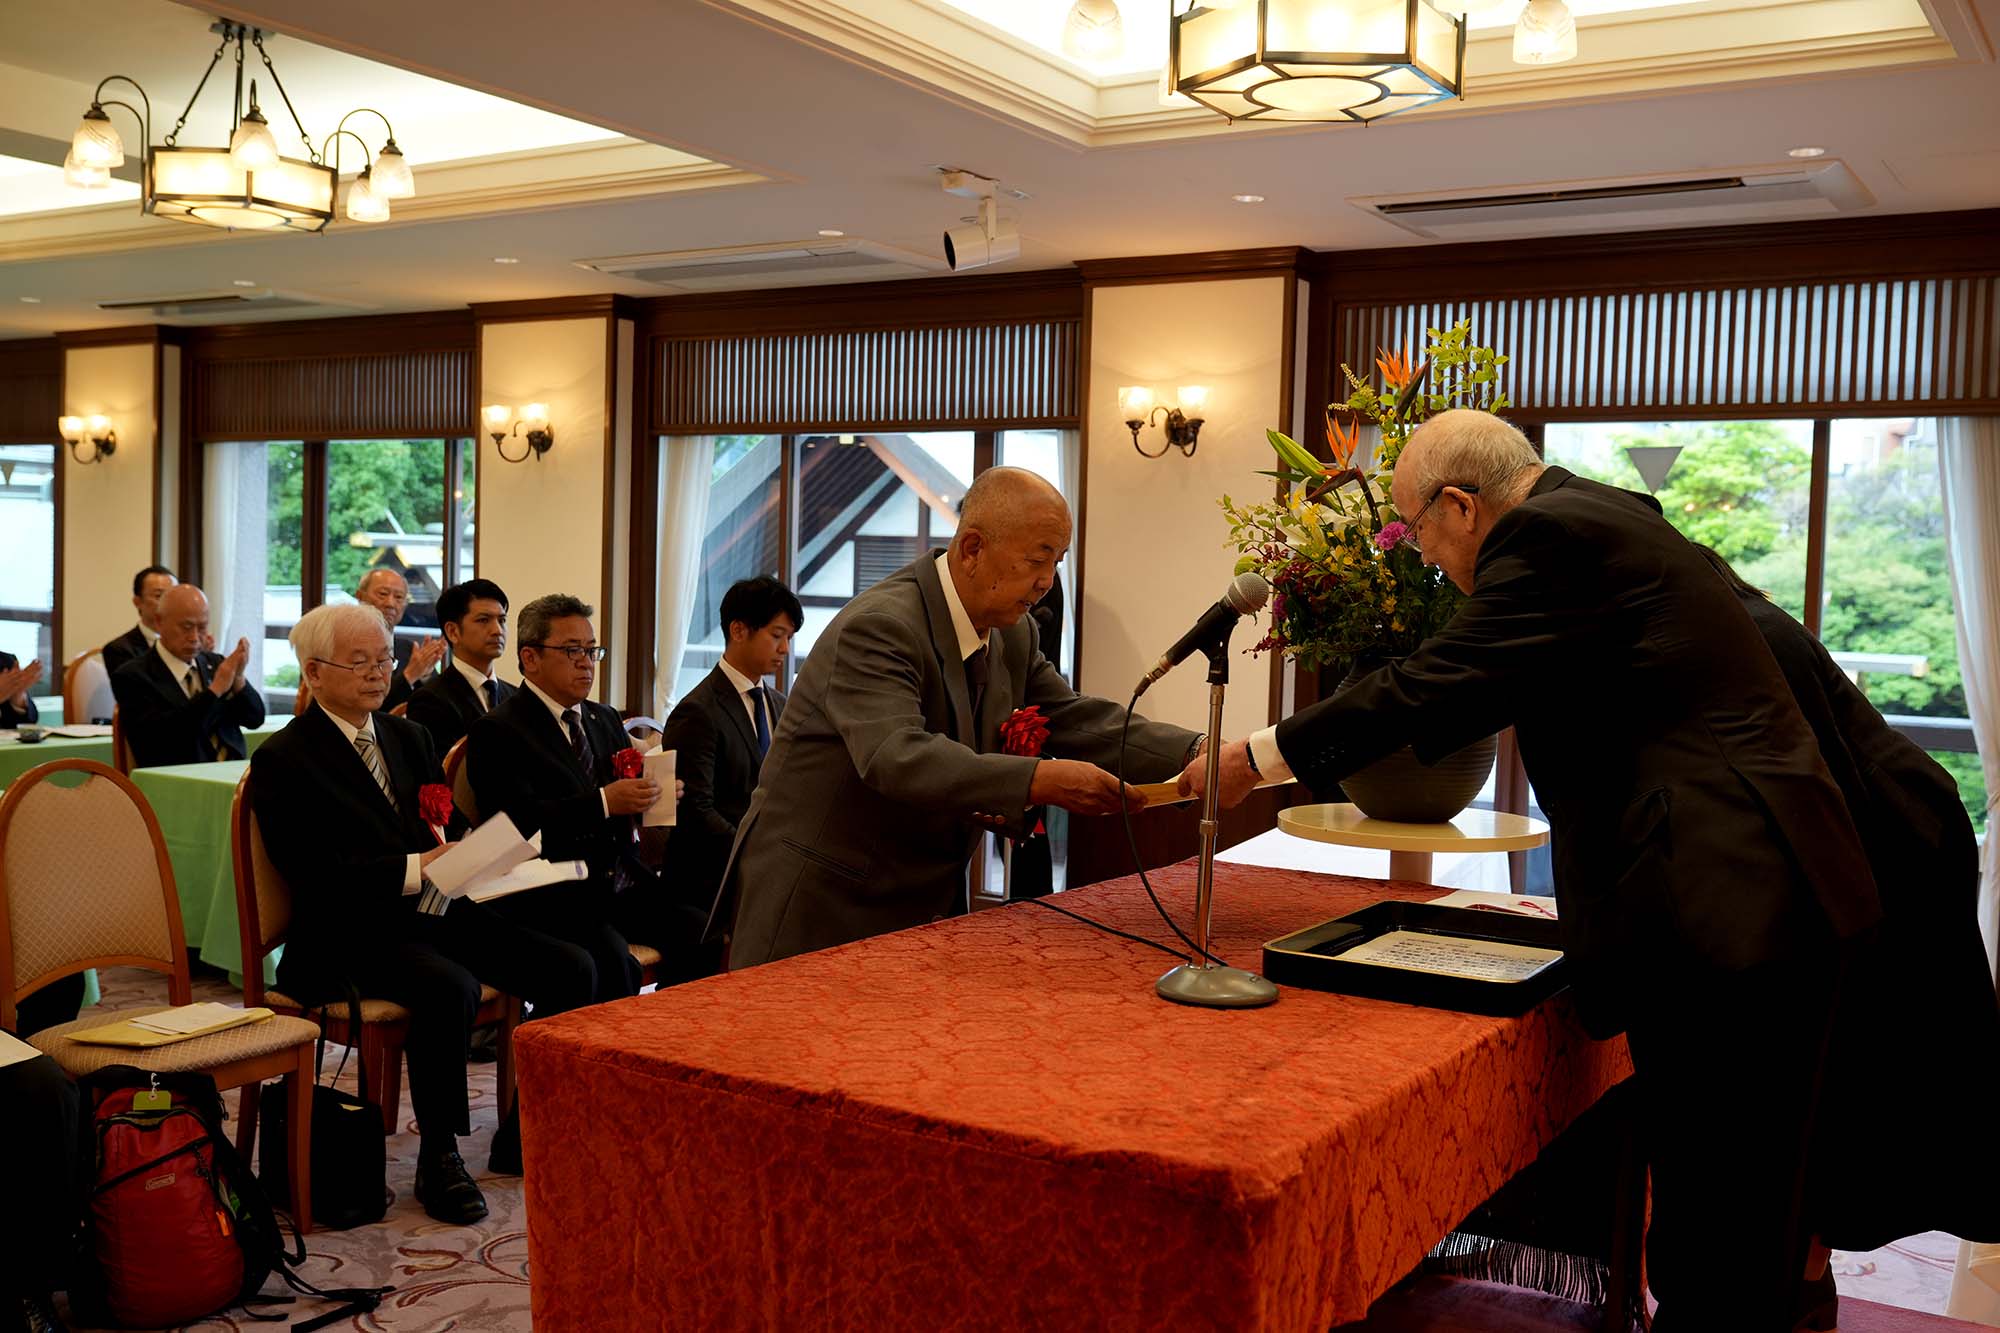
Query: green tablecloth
0,716,287,788
127,759,280,986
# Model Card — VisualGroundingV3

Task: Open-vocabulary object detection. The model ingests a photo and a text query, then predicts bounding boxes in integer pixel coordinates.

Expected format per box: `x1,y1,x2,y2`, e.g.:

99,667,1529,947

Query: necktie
747,686,771,760
180,668,198,700
965,646,989,716
563,708,594,774
482,679,498,712
354,732,398,812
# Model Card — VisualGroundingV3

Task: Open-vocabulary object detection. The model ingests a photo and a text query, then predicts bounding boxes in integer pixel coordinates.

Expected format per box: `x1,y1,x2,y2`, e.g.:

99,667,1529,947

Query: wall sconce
57,414,118,464
1119,385,1208,458
483,402,554,463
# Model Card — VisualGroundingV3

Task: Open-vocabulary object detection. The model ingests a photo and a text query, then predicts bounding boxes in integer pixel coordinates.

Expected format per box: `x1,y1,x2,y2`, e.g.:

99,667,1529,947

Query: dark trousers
14,972,86,1037
491,878,639,1003
1628,947,1841,1331
0,1054,82,1299
615,887,724,987
280,899,595,1141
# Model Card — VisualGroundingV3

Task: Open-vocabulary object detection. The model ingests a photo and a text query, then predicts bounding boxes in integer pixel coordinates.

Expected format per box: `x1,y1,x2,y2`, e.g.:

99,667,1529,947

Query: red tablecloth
515,860,1631,1332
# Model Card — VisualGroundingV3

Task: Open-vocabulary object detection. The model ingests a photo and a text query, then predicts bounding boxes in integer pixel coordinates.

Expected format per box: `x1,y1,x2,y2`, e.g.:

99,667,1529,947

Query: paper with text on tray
464,857,589,904
129,1001,254,1035
425,811,540,900
1420,889,1559,920
0,1027,41,1070
642,749,676,827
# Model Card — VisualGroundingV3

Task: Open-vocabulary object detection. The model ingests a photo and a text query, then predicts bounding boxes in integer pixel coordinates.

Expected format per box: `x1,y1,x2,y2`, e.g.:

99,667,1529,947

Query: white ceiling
1,0,1996,337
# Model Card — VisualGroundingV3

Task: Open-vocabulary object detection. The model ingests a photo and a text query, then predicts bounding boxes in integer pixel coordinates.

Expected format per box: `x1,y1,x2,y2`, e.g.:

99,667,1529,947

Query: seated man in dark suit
406,578,514,754
357,567,447,712
0,651,41,728
110,583,265,768
250,603,597,1221
100,564,177,677
0,1045,81,1333
467,594,665,1003
661,576,800,976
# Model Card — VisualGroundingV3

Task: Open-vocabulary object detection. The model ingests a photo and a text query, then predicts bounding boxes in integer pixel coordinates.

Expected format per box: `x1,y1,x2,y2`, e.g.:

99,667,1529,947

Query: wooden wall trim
1076,246,1313,287
471,295,643,324
639,269,1084,338
0,338,61,444
54,326,162,349
183,310,474,363
192,347,476,442
1315,209,2000,302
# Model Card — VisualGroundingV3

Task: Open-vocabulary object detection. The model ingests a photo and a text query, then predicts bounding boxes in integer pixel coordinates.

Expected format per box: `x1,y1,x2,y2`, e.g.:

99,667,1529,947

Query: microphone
1134,572,1270,697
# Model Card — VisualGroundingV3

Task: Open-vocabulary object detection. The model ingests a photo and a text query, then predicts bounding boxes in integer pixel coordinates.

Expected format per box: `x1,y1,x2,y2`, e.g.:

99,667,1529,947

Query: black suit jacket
249,705,463,999
662,666,784,906
1273,467,1881,1037
0,651,37,729
100,626,150,678
111,648,267,768
405,665,515,757
466,687,635,879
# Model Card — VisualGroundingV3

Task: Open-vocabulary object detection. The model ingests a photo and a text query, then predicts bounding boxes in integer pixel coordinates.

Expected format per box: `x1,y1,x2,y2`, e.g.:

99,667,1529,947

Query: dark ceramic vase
1333,661,1498,824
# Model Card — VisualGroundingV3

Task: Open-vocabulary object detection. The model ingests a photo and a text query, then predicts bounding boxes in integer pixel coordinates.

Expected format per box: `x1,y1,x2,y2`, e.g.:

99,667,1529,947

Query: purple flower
1375,521,1409,551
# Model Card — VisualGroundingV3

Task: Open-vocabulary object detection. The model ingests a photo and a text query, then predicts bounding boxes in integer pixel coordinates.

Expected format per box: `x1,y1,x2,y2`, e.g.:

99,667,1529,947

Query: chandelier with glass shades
1169,0,1577,123
64,20,415,232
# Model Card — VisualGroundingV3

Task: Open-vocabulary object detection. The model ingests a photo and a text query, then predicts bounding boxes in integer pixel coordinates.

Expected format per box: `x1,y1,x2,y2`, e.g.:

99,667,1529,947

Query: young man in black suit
110,583,265,768
250,603,596,1221
0,652,40,729
100,564,177,677
660,576,800,975
406,578,514,754
1187,411,1883,1332
356,567,447,711
466,594,670,1003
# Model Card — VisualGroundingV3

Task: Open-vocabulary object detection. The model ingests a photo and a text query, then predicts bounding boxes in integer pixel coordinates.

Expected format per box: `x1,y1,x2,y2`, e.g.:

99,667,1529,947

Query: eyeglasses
525,642,608,664
313,656,397,679
1401,482,1481,552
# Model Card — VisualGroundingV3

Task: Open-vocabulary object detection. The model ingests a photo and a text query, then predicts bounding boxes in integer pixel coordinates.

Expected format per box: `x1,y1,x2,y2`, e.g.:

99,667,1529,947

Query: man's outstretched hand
1176,738,1261,810
1028,759,1145,816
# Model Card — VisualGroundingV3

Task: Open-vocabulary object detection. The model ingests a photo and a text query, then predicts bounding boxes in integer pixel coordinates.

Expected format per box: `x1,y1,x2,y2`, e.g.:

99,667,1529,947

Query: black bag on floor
260,983,391,1230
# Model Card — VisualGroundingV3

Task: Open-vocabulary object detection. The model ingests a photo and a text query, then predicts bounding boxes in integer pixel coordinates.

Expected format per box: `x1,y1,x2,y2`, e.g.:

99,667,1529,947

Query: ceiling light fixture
817,228,846,237
1170,0,1467,124
492,256,520,264
1063,0,1127,63
231,279,258,287
64,20,417,234
1232,193,1266,203
19,297,42,304
1513,0,1578,64
1788,146,1827,158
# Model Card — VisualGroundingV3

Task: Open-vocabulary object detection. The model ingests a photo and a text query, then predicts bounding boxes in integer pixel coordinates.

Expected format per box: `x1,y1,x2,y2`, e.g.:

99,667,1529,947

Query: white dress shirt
154,639,201,697
522,677,613,816
317,702,424,894
715,657,772,734
933,553,990,665
451,655,499,712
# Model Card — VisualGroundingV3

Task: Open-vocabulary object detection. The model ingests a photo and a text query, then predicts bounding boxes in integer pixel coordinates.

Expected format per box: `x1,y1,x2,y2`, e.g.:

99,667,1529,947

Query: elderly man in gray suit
714,467,1203,967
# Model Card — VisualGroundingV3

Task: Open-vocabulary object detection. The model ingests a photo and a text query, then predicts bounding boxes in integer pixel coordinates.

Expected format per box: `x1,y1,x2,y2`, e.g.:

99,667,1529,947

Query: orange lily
1375,346,1414,391
1324,410,1360,468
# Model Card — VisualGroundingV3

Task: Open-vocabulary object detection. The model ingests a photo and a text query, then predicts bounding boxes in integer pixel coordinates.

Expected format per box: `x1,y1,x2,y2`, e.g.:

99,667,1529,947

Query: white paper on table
465,858,589,904
1339,930,1561,983
1423,889,1560,920
642,749,677,827
129,1001,249,1035
425,812,540,900
0,1028,41,1070
50,724,116,738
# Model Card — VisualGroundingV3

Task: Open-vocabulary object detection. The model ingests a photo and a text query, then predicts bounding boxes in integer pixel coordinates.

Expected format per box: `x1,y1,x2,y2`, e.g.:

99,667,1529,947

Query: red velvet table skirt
515,860,1632,1332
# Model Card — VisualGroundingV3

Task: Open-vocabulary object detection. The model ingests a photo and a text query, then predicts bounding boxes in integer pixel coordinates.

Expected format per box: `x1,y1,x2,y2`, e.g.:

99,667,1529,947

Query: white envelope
642,749,677,827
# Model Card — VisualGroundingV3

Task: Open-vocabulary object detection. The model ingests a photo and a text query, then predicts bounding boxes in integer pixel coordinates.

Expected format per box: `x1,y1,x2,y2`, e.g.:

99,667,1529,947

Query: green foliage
265,440,448,592
267,663,300,688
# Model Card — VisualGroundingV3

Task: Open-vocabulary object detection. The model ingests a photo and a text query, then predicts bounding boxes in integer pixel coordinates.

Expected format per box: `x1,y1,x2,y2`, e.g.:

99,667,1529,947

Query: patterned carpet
59,966,1977,1332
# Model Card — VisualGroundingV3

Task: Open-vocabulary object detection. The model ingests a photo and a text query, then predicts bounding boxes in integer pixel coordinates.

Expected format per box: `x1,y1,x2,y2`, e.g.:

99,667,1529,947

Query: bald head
1389,410,1545,595
947,467,1071,632
357,567,410,626
157,584,212,661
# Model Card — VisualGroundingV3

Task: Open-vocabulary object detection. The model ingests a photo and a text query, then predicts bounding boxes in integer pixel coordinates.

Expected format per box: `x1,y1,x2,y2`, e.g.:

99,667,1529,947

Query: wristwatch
1245,741,1262,777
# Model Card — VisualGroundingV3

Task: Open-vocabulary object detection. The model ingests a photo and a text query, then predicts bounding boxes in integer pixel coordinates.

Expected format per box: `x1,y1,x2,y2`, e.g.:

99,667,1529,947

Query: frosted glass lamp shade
483,404,514,431
345,168,390,223
1118,386,1154,418
519,403,550,431
1061,0,1125,62
63,151,110,189
228,112,280,171
372,141,415,198
1177,385,1211,420
69,107,125,170
58,417,85,442
1513,0,1577,63
1172,0,1467,123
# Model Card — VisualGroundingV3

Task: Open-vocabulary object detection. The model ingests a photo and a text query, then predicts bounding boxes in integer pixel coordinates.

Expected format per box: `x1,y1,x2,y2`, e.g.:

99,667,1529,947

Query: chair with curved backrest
63,650,114,725
108,707,132,774
388,702,408,718
443,738,662,988
229,771,520,1138
293,683,310,717
0,759,322,1232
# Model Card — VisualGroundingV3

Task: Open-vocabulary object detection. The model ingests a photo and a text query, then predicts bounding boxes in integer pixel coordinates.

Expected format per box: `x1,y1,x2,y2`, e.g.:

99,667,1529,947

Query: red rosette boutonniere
999,706,1050,757
418,782,454,844
612,746,645,780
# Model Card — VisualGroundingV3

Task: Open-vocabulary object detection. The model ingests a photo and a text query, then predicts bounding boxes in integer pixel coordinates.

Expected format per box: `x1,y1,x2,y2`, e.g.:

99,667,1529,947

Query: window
203,437,473,699
669,435,784,702
0,444,56,692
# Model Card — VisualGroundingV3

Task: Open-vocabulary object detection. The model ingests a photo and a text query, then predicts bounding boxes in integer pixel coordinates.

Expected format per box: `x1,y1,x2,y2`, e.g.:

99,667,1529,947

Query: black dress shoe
413,1151,489,1225
487,1108,522,1177
18,1294,67,1333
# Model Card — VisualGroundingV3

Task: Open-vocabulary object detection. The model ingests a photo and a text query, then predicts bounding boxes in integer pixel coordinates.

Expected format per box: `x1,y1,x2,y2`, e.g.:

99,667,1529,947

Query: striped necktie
353,731,398,812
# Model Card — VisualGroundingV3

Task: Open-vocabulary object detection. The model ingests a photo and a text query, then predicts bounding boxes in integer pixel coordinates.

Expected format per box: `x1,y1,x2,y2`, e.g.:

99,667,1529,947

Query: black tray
1262,901,1568,1017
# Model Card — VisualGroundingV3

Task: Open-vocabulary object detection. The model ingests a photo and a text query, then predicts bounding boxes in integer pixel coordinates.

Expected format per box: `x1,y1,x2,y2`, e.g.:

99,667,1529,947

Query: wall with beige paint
61,341,157,661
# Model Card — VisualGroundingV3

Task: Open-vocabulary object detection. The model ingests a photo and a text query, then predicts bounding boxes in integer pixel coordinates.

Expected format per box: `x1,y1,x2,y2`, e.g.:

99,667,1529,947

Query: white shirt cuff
1249,726,1294,783
402,853,423,896
601,790,611,818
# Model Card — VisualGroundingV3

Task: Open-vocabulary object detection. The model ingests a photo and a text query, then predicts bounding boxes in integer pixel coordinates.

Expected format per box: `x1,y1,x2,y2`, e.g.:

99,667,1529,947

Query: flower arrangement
1220,320,1510,671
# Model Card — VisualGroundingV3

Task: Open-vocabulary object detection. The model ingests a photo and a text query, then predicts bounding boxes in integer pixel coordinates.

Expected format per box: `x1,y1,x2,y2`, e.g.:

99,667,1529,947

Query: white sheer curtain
1937,416,2000,1325
201,441,268,688
652,436,715,718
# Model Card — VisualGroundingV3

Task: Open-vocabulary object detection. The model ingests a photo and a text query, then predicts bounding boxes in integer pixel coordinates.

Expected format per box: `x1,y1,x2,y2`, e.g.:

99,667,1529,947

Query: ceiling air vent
577,238,948,292
1353,162,1872,241
97,289,370,321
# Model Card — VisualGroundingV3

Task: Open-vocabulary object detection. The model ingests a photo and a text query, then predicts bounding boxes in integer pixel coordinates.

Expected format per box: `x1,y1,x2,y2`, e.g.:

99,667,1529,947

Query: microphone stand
1155,633,1280,1009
